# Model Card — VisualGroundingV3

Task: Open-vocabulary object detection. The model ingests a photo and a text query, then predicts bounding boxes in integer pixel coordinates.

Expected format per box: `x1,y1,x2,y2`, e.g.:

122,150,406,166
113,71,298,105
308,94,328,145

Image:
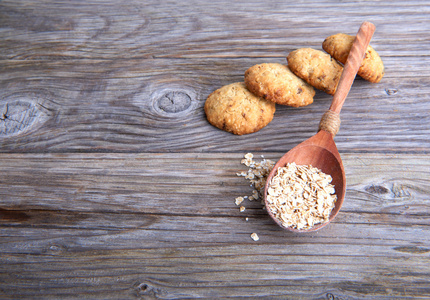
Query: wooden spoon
264,21,376,232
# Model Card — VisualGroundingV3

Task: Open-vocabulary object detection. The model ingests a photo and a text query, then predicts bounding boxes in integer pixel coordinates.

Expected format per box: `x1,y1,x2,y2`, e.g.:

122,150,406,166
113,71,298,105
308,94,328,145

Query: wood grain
1,0,430,298
0,1,429,59
0,153,429,298
0,57,429,153
0,1,429,153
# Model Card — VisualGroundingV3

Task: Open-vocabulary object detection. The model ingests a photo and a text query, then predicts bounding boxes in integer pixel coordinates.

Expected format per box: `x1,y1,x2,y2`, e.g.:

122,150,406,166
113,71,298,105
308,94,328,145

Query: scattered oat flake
235,153,276,238
235,197,244,206
250,233,259,241
235,153,275,204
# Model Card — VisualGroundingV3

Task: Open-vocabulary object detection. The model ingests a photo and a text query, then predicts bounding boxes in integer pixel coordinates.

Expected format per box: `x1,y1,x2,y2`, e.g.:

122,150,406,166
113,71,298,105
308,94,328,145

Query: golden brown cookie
322,33,385,83
204,82,276,135
287,48,343,95
244,63,315,107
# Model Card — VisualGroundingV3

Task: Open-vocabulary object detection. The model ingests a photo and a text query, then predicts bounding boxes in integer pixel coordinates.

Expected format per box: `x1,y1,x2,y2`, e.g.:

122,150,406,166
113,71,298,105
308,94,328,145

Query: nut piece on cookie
287,48,343,95
204,82,276,135
244,63,315,107
322,33,385,83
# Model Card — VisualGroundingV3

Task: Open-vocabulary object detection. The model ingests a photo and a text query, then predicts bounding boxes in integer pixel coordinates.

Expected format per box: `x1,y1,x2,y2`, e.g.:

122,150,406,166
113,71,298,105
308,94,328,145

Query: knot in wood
133,281,159,297
0,101,42,137
318,110,341,136
385,88,398,95
365,184,390,195
157,91,191,113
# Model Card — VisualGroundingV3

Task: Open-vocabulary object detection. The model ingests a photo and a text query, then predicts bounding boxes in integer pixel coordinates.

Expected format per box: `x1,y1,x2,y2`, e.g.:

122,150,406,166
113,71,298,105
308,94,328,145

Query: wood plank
1,1,429,153
1,57,429,153
0,152,429,215
1,245,429,299
0,0,428,60
0,153,429,298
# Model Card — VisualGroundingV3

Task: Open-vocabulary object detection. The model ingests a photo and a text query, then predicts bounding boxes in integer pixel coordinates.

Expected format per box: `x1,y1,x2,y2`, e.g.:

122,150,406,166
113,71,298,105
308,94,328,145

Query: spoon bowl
264,21,375,232
264,130,345,232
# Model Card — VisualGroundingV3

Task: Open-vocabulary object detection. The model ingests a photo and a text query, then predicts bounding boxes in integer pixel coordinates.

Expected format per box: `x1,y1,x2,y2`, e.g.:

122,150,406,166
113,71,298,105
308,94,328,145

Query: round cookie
287,48,343,95
322,33,385,83
204,82,276,135
244,63,315,107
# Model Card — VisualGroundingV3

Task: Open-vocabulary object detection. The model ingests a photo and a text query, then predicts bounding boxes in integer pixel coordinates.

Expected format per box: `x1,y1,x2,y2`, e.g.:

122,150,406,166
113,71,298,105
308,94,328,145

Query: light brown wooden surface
1,0,429,299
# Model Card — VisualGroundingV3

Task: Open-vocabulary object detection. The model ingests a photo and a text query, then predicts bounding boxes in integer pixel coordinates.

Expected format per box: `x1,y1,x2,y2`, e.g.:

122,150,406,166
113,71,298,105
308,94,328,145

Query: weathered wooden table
1,1,429,299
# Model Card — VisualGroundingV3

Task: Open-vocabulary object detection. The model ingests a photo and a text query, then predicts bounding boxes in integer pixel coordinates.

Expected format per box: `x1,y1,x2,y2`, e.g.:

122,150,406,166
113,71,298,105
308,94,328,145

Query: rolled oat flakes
266,162,337,230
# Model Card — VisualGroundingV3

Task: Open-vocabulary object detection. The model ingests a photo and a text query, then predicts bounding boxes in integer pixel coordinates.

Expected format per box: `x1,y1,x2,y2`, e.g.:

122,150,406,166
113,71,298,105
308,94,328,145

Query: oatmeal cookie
287,48,343,95
204,82,276,135
322,33,384,83
244,63,315,107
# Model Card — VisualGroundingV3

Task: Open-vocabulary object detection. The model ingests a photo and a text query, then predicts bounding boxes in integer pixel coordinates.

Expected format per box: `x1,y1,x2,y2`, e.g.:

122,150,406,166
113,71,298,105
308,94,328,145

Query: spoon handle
329,21,375,114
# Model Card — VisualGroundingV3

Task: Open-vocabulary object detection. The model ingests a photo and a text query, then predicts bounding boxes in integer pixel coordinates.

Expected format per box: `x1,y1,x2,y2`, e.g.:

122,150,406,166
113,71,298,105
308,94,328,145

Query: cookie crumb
250,233,259,241
239,206,246,212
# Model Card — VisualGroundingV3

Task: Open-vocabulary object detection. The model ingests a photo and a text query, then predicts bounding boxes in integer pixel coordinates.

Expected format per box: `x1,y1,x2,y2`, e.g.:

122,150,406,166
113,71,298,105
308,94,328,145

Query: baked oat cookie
287,48,343,95
322,33,385,83
244,63,315,107
204,82,276,135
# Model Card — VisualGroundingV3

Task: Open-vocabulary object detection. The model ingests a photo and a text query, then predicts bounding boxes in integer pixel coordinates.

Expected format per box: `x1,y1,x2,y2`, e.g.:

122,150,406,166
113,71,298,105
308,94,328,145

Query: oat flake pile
235,154,337,237
266,163,337,230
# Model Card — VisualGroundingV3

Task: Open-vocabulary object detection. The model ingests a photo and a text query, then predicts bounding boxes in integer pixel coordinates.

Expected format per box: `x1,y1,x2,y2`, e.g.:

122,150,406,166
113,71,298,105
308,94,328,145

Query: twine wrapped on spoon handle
319,21,375,136
318,110,341,136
